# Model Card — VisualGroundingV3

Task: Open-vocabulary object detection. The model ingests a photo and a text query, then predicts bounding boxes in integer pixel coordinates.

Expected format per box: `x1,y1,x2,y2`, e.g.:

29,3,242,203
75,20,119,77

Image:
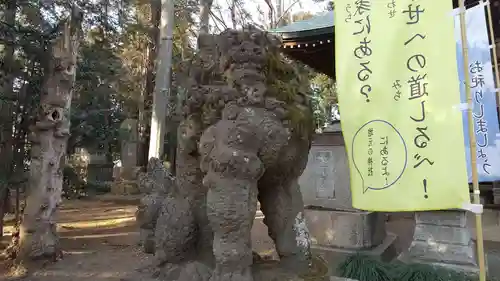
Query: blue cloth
454,5,500,182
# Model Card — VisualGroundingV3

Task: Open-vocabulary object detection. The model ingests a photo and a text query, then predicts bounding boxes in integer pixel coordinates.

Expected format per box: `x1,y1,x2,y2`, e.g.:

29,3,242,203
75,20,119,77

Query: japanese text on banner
335,0,470,211
453,5,500,182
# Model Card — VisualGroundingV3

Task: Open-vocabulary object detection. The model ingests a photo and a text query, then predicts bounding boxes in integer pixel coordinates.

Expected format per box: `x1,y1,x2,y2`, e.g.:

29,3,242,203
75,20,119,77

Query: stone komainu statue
136,26,315,281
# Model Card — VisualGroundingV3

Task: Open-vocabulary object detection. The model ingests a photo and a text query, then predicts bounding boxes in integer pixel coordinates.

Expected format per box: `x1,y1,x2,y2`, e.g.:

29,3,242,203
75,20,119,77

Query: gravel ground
2,200,500,280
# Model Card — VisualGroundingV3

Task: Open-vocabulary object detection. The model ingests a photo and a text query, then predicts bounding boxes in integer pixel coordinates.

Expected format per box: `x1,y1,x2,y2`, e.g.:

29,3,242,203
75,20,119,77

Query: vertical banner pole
485,0,500,103
458,1,487,280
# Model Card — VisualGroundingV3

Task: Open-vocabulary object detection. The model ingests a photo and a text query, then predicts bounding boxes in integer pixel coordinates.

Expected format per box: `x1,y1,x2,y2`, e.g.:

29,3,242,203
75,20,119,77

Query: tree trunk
0,0,16,169
199,0,213,35
148,0,174,160
0,0,17,239
16,7,83,263
138,2,160,167
0,187,9,237
276,0,283,27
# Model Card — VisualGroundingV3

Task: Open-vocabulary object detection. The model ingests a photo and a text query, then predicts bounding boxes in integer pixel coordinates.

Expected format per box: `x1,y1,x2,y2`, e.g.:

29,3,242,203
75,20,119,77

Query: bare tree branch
277,0,302,26
228,0,237,29
262,0,275,27
209,9,228,31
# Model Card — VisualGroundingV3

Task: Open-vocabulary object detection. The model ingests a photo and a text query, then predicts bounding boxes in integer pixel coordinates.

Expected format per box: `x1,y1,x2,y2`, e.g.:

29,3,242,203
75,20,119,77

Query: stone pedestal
298,131,398,275
493,181,500,205
87,153,114,192
128,258,360,281
111,166,141,195
399,210,481,274
112,118,140,195
305,210,386,249
305,209,398,265
111,179,140,195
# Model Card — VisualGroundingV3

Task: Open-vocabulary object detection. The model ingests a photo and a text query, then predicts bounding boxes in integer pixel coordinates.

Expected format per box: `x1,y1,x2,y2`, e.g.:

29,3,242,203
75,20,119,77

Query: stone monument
134,27,333,281
399,210,480,274
87,152,114,188
111,118,141,194
298,125,398,275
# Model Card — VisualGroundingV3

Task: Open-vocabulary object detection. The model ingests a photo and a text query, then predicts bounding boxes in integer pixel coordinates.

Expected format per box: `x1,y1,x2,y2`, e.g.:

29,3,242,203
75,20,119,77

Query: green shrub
337,254,488,281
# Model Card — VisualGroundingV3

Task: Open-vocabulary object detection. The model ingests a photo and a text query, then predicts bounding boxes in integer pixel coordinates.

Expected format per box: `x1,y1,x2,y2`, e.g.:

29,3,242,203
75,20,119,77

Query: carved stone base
304,208,399,275
312,234,399,276
398,210,482,275
253,260,317,281
493,181,500,204
128,259,359,281
111,179,139,195
305,209,388,249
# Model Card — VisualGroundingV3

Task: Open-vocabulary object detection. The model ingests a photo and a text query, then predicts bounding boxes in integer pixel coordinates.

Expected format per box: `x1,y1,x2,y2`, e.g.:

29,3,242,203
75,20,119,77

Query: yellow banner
335,0,470,211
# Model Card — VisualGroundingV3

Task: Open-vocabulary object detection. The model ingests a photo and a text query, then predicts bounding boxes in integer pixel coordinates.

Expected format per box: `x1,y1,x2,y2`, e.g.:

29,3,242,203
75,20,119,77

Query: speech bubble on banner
351,120,408,193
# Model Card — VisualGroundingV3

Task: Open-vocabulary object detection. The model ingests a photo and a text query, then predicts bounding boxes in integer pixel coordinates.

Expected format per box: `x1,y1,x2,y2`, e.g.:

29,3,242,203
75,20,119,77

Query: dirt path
0,199,278,281
0,199,421,281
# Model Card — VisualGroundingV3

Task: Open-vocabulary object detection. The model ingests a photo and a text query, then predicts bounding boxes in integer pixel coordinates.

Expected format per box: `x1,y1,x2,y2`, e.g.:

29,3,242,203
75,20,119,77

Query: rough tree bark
148,0,174,160
15,7,83,263
138,1,160,167
0,0,17,239
199,0,214,35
